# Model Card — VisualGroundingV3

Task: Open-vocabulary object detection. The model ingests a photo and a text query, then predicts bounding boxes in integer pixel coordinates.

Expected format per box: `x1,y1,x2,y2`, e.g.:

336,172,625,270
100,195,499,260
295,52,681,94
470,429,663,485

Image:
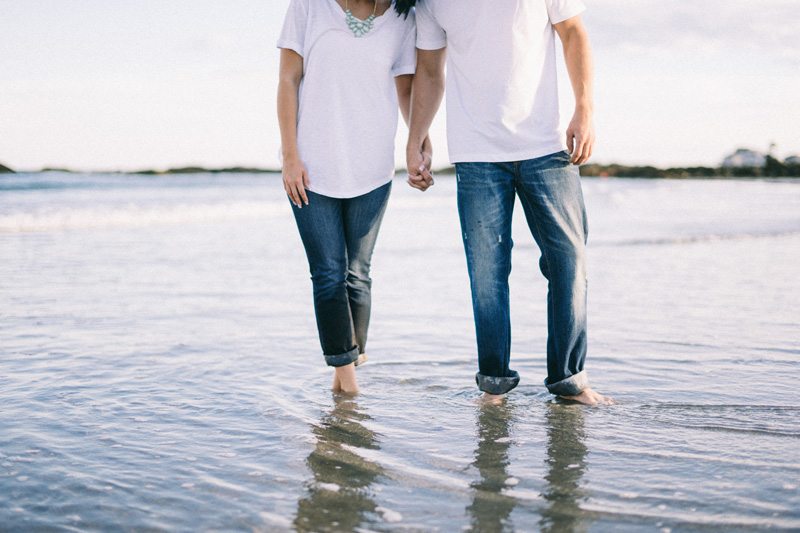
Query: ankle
334,363,359,394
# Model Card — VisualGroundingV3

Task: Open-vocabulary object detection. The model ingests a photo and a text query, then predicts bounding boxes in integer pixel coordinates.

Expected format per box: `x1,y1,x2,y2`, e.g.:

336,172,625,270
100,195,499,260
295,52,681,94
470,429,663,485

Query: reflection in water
467,402,517,532
540,404,589,533
294,397,383,532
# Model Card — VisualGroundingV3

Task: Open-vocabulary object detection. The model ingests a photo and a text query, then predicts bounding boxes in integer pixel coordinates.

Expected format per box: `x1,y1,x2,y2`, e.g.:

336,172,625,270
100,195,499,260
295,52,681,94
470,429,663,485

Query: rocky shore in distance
131,166,279,175
580,160,800,179
2,162,798,179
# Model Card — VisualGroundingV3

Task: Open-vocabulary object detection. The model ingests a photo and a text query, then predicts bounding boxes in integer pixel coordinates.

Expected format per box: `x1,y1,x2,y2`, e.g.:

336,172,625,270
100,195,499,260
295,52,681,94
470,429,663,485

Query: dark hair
394,0,416,18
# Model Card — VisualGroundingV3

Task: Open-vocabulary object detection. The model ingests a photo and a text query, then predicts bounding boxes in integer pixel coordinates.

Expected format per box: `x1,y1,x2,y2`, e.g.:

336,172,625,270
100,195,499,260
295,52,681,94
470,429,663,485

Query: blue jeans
456,151,590,396
292,182,391,367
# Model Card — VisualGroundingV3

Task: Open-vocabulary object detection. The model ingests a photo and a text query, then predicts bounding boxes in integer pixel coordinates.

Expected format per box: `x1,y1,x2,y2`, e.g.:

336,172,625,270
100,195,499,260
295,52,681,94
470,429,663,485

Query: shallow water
1,173,799,531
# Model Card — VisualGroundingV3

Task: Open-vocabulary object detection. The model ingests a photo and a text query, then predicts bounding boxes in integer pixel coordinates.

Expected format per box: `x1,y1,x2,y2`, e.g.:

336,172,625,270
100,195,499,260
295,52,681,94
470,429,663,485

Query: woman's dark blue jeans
291,182,391,367
456,151,590,396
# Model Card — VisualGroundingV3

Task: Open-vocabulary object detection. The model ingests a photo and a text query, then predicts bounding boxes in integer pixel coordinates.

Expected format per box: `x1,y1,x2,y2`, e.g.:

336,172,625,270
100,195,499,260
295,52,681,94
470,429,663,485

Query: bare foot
332,363,359,395
479,392,506,405
559,388,614,406
354,353,368,367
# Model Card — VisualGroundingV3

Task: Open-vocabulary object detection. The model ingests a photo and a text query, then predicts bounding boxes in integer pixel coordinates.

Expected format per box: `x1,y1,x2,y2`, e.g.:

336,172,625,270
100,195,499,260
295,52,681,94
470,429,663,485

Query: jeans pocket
550,150,574,167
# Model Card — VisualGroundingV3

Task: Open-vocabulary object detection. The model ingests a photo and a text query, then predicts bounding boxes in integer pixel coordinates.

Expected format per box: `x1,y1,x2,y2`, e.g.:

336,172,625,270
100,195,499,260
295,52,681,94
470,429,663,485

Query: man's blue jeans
291,182,391,367
456,151,589,396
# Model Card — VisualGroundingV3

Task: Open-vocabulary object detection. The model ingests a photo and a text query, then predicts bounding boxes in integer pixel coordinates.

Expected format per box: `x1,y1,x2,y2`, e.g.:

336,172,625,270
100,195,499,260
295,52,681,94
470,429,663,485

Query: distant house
785,155,800,166
721,148,766,168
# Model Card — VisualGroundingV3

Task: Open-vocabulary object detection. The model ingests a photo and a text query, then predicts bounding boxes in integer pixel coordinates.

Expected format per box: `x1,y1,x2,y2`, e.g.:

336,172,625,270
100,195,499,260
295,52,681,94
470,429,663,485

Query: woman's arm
396,75,413,127
277,48,309,207
396,75,432,178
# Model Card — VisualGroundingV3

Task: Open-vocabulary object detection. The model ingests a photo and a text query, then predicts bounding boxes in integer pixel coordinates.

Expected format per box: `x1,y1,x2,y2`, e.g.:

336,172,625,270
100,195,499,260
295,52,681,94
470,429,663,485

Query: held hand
406,138,434,192
566,108,595,165
282,156,309,207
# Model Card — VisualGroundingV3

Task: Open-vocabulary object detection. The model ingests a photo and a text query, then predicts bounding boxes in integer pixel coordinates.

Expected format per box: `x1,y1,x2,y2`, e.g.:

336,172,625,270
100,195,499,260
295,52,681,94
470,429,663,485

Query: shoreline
2,162,799,180
1,169,799,182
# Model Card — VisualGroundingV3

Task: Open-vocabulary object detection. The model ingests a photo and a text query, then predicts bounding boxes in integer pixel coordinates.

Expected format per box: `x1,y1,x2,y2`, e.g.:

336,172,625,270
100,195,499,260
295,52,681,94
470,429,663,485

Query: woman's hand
407,136,434,192
283,156,309,207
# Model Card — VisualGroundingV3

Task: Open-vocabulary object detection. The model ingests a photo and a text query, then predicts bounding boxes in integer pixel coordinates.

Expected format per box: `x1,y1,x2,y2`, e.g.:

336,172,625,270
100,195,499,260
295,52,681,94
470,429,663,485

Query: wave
590,229,800,247
0,181,108,192
634,403,800,438
0,201,284,233
0,173,277,192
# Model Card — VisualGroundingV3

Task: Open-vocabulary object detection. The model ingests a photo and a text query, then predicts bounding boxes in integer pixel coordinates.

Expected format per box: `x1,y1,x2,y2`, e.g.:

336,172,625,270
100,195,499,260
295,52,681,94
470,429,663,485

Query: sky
0,0,798,171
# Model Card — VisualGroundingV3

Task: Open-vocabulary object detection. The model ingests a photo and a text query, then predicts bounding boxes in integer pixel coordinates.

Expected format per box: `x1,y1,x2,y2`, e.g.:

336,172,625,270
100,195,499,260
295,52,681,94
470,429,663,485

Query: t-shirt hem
307,178,393,199
449,143,567,164
416,38,447,51
276,39,303,57
392,64,416,77
550,5,586,24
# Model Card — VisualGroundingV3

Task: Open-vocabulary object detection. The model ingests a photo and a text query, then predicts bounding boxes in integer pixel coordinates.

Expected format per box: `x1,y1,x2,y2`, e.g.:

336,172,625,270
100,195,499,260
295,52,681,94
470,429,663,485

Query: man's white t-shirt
278,0,416,198
416,0,586,164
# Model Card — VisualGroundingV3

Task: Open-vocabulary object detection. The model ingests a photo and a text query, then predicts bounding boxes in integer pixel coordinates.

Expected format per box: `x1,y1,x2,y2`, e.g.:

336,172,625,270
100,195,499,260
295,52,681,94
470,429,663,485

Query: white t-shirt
278,0,416,198
416,0,586,163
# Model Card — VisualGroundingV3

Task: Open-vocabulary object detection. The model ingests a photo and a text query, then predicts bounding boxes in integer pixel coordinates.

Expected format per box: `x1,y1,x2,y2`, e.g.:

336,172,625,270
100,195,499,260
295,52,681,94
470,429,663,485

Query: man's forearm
560,22,594,113
408,52,446,151
555,17,595,164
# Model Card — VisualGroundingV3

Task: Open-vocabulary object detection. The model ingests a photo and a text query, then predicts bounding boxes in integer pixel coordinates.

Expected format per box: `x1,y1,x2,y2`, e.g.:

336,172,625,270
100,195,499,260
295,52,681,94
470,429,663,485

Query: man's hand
282,156,309,207
406,137,434,192
566,107,595,165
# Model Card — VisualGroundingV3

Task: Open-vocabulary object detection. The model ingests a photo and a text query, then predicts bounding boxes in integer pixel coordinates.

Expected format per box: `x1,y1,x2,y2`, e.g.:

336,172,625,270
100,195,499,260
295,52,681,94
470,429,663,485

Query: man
406,0,612,405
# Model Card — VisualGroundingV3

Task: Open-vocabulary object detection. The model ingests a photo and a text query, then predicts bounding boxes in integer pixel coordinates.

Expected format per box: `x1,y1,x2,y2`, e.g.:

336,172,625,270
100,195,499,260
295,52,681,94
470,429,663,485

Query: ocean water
1,172,799,531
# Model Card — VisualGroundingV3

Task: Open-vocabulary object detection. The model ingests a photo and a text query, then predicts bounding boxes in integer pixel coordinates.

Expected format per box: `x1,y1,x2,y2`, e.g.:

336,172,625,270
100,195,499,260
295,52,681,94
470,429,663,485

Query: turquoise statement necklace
344,0,378,37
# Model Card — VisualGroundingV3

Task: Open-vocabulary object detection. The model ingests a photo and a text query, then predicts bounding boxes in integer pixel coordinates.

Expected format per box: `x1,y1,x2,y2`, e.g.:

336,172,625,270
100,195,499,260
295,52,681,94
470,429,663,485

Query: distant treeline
581,156,800,179
3,158,800,178
0,164,282,175
132,166,278,175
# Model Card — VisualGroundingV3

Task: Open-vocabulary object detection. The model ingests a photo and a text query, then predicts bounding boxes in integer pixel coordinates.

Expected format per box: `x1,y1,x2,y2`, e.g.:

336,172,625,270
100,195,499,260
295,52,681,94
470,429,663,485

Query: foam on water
0,201,279,232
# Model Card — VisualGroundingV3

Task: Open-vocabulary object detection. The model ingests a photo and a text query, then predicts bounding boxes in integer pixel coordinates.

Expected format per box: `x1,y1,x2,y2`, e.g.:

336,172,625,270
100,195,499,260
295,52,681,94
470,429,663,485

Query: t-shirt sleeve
392,14,417,77
277,0,308,56
545,0,586,24
415,2,446,50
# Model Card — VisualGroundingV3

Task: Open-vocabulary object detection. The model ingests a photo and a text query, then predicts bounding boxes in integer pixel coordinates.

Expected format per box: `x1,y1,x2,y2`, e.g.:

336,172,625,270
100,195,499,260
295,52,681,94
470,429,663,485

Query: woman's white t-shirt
278,0,416,198
416,0,586,164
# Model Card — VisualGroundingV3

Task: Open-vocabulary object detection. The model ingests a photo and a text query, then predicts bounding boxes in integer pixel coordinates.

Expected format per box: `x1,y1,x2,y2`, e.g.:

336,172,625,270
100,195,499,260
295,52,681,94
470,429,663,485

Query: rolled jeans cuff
545,370,589,396
324,347,360,368
476,371,520,395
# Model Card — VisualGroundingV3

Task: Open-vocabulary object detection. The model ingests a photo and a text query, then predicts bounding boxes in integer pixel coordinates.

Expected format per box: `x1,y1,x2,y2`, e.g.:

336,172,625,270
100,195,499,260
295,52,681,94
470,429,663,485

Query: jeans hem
545,370,589,396
476,371,520,395
324,347,360,368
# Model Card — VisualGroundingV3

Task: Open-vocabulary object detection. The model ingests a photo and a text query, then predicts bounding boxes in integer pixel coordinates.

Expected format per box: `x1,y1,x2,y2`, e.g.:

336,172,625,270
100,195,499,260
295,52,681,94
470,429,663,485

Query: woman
277,0,426,394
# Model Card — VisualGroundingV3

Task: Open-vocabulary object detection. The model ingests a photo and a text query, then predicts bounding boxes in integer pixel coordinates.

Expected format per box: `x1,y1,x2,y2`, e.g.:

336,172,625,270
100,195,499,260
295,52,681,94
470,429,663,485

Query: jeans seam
519,167,564,382
458,163,516,382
